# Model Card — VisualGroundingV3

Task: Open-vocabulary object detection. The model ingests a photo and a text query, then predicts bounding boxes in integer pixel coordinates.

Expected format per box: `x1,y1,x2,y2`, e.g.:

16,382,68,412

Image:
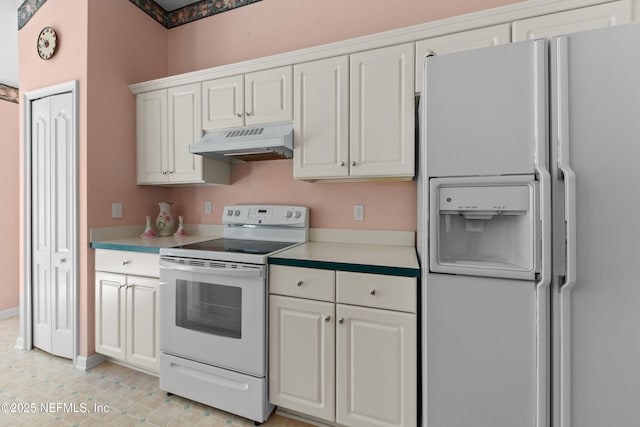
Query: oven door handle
160,261,264,278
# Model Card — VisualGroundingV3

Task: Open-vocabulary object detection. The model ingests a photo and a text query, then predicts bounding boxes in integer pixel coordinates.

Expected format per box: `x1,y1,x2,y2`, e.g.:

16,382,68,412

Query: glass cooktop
175,238,295,255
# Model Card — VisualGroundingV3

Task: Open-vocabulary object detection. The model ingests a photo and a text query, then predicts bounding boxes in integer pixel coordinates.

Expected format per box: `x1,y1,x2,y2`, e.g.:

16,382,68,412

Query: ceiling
0,0,200,90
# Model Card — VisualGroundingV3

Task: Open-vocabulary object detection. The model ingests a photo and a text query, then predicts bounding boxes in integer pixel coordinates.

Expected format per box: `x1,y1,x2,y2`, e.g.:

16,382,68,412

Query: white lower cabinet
95,250,160,373
269,265,417,426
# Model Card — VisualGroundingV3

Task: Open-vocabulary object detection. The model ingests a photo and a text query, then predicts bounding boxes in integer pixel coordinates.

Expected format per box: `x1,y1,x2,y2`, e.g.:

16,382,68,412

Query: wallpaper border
0,84,19,104
18,0,263,30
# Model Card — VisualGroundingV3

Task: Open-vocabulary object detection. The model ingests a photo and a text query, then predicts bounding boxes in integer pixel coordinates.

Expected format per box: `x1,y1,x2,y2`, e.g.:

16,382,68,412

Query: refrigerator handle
533,39,551,427
555,37,578,293
554,35,577,427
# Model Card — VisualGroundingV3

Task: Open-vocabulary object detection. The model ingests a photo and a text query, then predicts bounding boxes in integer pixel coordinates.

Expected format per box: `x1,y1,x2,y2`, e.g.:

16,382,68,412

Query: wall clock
37,27,57,60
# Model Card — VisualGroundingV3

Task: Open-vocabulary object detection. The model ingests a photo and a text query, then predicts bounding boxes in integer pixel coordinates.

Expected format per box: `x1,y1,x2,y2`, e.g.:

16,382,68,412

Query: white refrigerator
418,23,640,427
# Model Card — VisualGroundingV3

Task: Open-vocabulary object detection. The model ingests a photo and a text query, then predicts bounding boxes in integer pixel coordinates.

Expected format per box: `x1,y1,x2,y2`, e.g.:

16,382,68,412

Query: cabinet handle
351,161,356,167
338,318,344,325
60,257,67,263
339,161,345,167
119,284,126,289
246,112,252,116
324,315,331,323
122,260,131,266
370,289,376,296
296,280,303,287
236,113,242,118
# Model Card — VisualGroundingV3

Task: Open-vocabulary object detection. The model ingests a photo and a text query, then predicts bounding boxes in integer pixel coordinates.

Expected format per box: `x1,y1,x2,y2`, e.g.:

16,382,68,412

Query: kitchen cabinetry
202,66,292,130
136,83,229,185
294,43,414,180
269,265,417,426
414,24,511,92
95,250,160,373
512,0,630,41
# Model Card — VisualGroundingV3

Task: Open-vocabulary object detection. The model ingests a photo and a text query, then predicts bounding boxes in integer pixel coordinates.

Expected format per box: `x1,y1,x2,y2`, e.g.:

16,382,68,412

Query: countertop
90,235,217,254
269,242,420,277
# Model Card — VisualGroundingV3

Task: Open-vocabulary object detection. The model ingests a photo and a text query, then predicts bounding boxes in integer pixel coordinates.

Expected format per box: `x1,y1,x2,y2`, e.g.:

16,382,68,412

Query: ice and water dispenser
429,175,539,280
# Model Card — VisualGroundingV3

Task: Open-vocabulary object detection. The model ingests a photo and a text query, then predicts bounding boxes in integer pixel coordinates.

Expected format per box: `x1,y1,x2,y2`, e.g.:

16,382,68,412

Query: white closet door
32,92,74,359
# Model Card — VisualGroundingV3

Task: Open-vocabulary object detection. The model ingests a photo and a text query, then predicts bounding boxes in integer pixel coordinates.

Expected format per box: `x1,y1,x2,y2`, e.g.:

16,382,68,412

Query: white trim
75,353,107,371
21,80,79,365
130,0,624,94
0,307,19,319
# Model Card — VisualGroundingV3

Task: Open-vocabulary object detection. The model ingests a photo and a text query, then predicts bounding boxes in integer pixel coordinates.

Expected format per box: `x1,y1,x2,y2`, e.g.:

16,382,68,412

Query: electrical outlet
354,205,364,221
204,201,212,215
111,203,123,219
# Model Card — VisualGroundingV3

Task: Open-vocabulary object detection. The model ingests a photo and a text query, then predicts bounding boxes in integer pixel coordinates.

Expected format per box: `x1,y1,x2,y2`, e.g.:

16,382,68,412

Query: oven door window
175,279,241,339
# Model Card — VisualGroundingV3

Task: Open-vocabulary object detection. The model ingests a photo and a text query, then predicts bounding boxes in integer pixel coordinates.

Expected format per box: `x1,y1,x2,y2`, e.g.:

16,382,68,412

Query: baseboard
0,307,19,319
14,336,25,350
75,353,107,371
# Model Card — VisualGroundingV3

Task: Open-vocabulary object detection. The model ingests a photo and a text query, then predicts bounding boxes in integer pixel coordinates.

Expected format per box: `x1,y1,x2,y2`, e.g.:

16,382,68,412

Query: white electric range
158,205,308,423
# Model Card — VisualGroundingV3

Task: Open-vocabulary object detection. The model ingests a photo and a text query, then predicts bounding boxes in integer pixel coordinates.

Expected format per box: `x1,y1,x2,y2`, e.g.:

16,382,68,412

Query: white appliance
418,24,640,427
158,205,308,424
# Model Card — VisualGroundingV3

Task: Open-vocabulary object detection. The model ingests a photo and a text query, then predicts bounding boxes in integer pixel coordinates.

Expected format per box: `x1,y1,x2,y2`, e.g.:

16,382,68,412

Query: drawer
95,249,160,278
336,271,416,313
269,265,335,301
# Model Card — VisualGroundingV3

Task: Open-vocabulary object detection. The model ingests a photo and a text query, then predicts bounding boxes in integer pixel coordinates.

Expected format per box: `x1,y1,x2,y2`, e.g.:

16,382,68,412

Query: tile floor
0,316,313,427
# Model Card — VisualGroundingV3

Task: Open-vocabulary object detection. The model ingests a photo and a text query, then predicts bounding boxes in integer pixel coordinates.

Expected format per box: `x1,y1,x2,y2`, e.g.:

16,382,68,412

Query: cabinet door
126,276,160,372
415,24,511,92
350,43,415,178
95,272,126,360
512,0,630,41
269,295,335,422
136,90,168,184
167,83,204,183
202,75,244,130
245,66,293,126
336,304,417,427
294,56,349,179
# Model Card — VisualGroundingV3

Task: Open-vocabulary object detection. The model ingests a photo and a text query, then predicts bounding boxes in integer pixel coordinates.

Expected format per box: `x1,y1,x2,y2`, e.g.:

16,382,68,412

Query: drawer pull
324,315,331,323
122,260,131,266
370,289,376,296
338,318,344,325
296,280,303,287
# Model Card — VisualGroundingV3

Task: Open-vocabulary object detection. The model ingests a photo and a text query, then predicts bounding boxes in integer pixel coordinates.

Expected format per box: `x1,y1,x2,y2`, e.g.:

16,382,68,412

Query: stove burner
175,238,295,255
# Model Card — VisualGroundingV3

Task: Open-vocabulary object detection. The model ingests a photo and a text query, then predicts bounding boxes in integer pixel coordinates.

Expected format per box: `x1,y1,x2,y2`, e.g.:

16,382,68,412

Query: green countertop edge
90,242,161,254
269,257,421,278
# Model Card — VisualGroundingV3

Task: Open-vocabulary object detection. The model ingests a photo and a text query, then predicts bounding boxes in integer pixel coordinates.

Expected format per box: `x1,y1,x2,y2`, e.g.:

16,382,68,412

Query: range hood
190,123,293,162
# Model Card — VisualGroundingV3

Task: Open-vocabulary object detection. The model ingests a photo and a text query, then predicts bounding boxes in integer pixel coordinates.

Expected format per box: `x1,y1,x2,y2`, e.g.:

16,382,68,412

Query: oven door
159,256,267,377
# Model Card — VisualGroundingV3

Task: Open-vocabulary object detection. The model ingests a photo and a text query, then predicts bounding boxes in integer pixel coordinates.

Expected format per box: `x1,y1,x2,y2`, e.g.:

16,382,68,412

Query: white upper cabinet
294,44,414,180
512,0,631,41
136,89,167,184
350,43,415,179
202,66,293,130
415,24,511,92
294,56,350,179
136,84,229,185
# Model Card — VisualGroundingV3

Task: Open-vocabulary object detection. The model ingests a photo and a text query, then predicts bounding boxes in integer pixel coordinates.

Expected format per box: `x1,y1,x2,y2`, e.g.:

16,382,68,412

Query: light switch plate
354,205,364,221
204,201,212,215
111,203,123,219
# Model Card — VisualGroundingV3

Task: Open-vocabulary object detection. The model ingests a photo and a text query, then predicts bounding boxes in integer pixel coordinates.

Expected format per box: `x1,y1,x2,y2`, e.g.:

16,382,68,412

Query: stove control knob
234,209,241,216
294,211,302,219
227,209,233,216
285,211,292,218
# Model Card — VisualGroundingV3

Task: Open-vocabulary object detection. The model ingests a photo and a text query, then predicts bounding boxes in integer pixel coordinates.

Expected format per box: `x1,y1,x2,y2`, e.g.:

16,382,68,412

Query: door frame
19,80,79,366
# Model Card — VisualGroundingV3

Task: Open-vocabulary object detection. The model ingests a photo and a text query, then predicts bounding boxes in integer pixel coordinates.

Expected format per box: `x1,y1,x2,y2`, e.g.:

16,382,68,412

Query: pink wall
167,0,522,75
0,100,20,312
15,0,523,357
169,161,417,231
164,0,521,231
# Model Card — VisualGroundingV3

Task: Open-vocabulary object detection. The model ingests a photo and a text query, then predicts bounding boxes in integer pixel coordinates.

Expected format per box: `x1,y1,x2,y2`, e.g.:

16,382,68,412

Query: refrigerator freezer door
551,24,640,427
424,40,543,177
